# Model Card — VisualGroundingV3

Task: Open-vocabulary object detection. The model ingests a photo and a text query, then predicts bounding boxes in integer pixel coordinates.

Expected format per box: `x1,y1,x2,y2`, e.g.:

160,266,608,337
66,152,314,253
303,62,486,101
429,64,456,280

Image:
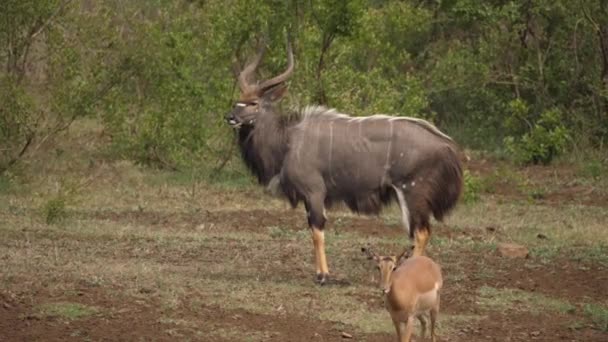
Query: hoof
315,272,329,285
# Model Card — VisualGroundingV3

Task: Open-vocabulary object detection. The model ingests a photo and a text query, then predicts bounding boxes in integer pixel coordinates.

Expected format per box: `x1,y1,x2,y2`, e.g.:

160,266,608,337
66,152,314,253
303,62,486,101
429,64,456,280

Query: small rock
536,233,548,240
138,287,153,294
498,243,529,259
530,330,541,337
341,332,353,339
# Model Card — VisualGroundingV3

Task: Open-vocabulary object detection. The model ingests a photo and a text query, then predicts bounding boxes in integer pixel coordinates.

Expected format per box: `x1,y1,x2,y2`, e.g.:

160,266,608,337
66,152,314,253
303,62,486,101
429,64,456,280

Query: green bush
504,108,570,165
43,196,68,225
41,177,86,224
462,169,482,204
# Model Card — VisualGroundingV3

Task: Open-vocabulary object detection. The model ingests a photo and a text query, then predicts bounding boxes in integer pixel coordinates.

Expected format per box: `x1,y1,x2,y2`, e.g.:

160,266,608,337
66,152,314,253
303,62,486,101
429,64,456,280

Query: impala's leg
413,226,430,257
400,316,415,342
417,314,427,339
430,295,440,342
306,194,329,284
391,317,402,341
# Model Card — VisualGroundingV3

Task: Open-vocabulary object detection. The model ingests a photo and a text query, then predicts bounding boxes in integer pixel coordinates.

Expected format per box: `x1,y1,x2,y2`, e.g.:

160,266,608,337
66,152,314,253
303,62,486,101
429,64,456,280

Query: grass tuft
0,172,15,194
37,302,99,320
43,196,69,224
583,303,608,332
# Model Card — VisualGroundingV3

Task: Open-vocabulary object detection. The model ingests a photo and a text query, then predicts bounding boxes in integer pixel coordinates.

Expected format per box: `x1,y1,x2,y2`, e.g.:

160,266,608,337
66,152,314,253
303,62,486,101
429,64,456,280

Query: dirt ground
1,152,607,341
1,208,607,342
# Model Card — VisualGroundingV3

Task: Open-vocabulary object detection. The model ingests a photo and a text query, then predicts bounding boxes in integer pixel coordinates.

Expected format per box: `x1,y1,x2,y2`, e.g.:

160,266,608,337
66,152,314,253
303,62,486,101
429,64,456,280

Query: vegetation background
2,0,608,179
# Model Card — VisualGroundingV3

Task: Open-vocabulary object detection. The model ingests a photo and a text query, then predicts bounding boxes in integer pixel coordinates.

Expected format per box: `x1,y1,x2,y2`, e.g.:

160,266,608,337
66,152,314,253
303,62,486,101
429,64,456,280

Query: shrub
504,108,570,165
462,169,482,204
43,196,68,225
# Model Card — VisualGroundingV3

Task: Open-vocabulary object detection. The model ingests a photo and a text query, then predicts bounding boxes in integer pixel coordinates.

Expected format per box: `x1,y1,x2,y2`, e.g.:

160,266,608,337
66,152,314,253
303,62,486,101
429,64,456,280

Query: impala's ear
261,83,288,102
396,246,414,265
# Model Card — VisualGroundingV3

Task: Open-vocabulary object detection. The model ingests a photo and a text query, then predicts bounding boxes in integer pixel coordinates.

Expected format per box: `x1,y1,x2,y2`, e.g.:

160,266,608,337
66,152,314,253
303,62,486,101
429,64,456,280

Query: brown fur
362,247,443,342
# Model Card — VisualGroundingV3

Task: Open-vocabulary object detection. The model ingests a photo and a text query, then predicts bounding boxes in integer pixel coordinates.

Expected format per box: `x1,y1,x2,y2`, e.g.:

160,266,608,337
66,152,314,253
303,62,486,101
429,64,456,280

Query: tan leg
430,296,439,342
311,227,329,284
392,318,402,341
413,227,430,257
417,314,427,339
400,316,414,342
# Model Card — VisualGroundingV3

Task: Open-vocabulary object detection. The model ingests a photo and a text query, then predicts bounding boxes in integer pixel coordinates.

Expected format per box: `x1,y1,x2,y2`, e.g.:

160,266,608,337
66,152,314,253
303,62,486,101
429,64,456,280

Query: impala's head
226,37,294,129
361,246,412,294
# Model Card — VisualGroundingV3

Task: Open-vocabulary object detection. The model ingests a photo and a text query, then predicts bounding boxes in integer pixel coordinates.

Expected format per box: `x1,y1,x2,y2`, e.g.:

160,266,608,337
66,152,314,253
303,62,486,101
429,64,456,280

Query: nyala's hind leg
413,226,430,257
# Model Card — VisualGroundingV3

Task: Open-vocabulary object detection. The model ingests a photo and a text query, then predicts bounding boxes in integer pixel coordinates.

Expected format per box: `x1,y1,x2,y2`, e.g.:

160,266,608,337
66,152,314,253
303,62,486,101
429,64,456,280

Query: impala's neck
237,109,291,185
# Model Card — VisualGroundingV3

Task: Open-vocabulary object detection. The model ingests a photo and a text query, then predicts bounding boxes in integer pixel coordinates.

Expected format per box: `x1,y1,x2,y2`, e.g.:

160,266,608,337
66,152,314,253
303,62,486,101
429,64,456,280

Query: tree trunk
315,33,333,105
597,1,608,127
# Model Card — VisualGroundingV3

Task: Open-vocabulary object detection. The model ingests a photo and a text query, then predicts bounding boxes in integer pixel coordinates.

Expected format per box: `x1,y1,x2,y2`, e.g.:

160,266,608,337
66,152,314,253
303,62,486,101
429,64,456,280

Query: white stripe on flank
298,105,454,142
391,185,411,236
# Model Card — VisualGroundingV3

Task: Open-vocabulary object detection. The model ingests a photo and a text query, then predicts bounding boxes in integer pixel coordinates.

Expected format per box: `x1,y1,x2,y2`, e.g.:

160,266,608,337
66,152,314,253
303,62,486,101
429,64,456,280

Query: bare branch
0,134,34,175
581,2,600,32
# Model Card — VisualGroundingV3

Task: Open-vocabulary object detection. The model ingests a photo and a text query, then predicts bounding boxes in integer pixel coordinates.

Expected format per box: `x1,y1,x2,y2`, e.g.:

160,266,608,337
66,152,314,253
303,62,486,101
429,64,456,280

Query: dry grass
476,286,576,315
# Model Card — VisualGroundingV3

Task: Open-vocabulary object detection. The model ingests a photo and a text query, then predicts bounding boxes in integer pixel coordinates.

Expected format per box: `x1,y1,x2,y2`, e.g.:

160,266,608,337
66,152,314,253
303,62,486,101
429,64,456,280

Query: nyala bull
225,38,463,285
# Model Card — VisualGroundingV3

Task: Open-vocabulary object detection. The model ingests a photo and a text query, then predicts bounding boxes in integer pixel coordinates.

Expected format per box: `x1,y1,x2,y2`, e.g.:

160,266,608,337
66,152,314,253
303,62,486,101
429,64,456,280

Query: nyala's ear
261,83,288,102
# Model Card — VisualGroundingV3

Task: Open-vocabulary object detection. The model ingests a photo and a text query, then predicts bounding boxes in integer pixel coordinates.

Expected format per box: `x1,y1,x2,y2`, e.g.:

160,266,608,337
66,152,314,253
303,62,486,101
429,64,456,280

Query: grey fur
226,38,463,243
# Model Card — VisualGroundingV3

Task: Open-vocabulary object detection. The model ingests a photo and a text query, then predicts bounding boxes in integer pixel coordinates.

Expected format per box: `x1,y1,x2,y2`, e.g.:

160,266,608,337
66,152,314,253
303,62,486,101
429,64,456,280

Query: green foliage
0,78,36,171
313,0,364,38
41,176,90,224
43,196,68,225
2,0,608,178
312,1,433,119
462,169,482,204
98,1,258,170
0,171,16,194
579,159,606,180
504,108,570,165
0,0,114,174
